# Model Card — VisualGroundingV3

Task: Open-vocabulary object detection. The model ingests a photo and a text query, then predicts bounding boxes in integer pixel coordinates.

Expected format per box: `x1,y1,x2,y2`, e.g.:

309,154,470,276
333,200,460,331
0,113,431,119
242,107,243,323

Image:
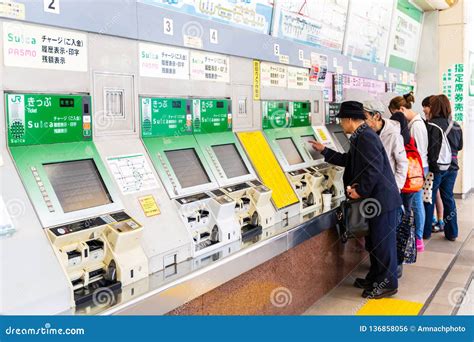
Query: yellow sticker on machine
237,131,298,209
138,195,161,217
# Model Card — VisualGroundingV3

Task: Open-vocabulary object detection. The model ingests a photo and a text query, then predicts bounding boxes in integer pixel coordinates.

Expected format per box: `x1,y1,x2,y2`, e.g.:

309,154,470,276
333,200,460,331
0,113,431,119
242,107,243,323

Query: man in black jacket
310,101,402,299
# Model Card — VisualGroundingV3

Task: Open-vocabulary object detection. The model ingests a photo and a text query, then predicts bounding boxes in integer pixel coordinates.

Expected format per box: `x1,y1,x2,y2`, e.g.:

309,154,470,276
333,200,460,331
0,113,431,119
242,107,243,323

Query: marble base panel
168,229,367,315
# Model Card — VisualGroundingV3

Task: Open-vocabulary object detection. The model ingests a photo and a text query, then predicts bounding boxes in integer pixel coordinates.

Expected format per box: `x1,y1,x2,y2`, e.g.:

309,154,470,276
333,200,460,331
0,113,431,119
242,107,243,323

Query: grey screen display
301,135,324,161
165,148,211,188
334,131,350,153
276,138,304,165
43,159,112,213
212,144,250,179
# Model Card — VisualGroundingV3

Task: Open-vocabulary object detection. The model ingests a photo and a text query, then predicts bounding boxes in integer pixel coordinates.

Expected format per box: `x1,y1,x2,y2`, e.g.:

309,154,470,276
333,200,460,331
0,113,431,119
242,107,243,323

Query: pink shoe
416,238,424,252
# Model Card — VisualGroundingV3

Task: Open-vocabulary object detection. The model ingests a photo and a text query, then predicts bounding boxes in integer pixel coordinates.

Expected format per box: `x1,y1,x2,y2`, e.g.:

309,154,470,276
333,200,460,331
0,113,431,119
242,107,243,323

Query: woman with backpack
423,95,463,241
389,93,428,252
423,96,446,233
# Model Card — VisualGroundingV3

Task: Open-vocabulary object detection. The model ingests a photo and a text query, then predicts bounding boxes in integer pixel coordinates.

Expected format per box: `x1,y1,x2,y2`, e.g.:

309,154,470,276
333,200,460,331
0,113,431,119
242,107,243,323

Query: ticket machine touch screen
43,159,113,213
301,135,324,161
276,138,304,165
165,148,211,188
212,144,250,179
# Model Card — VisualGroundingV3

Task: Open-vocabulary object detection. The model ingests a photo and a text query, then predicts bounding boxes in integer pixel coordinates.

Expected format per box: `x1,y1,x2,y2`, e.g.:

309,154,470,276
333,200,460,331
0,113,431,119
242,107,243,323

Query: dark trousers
365,208,399,290
401,192,415,213
423,170,459,239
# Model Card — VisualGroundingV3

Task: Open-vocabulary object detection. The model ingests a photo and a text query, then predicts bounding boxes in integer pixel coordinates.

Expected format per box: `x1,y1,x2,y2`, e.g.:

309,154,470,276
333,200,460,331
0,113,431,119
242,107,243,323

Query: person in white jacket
363,100,408,190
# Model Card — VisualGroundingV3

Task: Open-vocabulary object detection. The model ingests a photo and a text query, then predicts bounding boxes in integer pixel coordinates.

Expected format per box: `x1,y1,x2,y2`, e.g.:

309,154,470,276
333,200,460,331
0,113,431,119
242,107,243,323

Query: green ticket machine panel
262,100,316,171
191,99,269,239
6,93,148,308
6,93,122,226
261,100,326,216
140,97,219,198
7,93,92,146
140,96,241,256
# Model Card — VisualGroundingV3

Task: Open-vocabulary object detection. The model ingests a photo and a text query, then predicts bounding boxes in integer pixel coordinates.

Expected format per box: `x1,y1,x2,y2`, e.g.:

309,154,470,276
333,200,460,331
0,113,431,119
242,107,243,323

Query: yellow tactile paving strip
237,131,299,209
356,298,423,316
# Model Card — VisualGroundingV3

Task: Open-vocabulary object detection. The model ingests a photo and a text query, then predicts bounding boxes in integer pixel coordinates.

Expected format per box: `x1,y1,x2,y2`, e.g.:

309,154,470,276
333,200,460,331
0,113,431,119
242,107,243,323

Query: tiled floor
456,277,474,315
304,195,474,316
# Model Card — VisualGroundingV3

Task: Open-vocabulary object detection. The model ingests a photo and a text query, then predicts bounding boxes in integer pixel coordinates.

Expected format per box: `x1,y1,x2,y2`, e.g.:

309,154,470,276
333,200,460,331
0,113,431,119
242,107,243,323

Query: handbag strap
445,120,454,136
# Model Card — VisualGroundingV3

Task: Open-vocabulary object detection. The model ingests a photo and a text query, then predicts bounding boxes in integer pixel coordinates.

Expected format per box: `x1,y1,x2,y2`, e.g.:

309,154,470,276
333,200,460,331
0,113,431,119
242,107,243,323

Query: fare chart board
271,0,349,52
138,0,274,34
6,94,91,146
343,0,394,64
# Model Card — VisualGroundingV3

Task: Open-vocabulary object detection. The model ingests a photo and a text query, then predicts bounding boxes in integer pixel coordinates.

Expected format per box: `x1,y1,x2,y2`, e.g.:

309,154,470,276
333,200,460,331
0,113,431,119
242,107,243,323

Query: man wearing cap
310,101,402,299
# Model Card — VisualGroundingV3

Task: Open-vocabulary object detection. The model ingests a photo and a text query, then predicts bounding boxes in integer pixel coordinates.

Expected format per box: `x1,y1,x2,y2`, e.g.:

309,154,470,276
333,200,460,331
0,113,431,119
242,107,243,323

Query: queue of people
310,93,463,299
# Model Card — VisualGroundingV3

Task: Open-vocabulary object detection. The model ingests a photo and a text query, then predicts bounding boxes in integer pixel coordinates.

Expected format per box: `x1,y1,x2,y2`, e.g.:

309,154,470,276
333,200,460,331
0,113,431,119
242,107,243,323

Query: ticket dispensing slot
220,182,269,242
207,142,273,240
163,147,240,256
175,191,236,253
47,212,147,306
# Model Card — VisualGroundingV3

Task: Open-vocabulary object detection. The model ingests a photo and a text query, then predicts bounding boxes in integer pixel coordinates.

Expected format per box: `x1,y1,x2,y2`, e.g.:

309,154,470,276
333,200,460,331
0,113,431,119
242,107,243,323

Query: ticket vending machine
91,77,193,276
325,123,351,153
192,98,276,241
311,125,346,206
236,127,300,224
261,100,326,216
5,93,148,308
140,97,240,256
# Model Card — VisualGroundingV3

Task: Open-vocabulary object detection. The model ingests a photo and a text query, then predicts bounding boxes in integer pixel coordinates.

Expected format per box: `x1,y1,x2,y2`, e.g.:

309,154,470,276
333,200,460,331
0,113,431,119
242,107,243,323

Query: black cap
337,101,366,120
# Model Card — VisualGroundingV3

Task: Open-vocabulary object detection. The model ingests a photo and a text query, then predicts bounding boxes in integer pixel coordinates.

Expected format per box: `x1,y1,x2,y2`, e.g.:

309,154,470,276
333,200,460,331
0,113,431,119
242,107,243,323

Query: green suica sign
262,101,289,129
291,101,311,127
192,99,232,134
140,97,232,137
140,97,192,137
6,94,91,146
262,101,311,129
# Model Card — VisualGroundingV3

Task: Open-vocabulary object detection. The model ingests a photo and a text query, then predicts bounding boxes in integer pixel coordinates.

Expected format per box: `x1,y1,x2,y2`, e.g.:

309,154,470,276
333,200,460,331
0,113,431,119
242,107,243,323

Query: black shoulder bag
336,199,371,243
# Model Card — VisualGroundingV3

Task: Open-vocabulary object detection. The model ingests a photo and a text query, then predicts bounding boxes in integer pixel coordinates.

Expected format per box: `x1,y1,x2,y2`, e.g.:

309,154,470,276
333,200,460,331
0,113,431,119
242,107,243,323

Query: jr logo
9,95,23,104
